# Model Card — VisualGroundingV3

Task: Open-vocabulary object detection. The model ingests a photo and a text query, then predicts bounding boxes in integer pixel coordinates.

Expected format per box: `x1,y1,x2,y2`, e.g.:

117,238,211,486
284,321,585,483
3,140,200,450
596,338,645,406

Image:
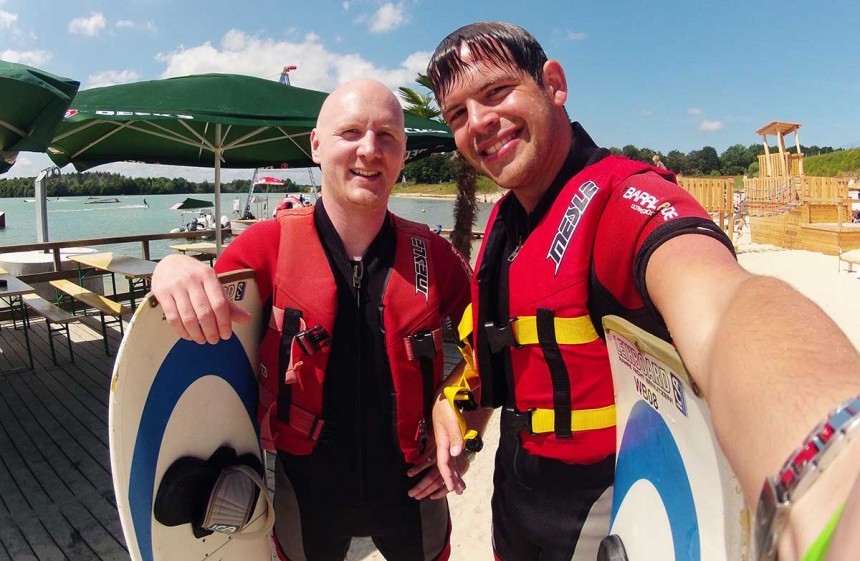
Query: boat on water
84,197,120,204
230,170,316,235
168,197,230,236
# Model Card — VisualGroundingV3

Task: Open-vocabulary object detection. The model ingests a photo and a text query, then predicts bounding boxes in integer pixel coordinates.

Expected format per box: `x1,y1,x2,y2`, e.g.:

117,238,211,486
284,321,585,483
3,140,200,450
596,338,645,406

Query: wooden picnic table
169,241,222,255
0,269,35,370
68,252,157,310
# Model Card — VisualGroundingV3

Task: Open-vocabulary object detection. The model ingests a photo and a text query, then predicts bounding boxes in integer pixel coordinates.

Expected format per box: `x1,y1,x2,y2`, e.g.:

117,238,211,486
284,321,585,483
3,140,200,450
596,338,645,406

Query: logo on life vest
546,181,599,275
411,237,429,302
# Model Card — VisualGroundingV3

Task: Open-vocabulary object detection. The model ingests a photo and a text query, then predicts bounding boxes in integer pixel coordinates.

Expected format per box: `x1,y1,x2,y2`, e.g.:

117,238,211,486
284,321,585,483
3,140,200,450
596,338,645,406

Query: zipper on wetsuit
351,259,365,501
508,235,524,262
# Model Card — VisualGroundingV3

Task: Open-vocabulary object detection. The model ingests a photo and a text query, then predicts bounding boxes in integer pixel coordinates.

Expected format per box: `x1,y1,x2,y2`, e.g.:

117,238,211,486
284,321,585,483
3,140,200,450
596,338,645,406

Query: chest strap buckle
484,318,520,353
504,406,537,436
404,329,442,361
295,324,331,355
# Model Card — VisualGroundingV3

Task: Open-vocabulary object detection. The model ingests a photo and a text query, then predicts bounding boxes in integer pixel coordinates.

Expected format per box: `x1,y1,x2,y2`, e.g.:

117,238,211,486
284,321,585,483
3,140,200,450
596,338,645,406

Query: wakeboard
601,315,748,561
109,269,273,561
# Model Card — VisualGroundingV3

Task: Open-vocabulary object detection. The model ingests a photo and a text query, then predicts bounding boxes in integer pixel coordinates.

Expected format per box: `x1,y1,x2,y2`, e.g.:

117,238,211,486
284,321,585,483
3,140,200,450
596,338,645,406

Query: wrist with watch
753,395,860,560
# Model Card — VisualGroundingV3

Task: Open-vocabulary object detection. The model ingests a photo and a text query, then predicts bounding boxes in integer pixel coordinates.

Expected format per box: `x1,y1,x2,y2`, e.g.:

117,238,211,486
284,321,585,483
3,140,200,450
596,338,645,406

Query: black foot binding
153,446,272,539
597,535,629,561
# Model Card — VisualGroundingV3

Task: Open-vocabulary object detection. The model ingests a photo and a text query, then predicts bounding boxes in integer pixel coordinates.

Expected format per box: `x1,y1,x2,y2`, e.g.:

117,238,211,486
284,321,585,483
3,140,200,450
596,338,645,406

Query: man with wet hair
427,21,860,561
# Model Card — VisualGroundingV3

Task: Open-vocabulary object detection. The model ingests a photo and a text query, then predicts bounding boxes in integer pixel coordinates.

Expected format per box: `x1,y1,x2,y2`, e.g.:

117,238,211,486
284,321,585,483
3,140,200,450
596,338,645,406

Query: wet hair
427,21,548,103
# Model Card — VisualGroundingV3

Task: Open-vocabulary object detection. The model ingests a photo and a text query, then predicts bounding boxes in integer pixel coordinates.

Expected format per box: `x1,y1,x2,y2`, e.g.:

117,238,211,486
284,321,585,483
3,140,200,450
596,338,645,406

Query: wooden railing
0,229,218,285
742,176,849,217
757,152,804,177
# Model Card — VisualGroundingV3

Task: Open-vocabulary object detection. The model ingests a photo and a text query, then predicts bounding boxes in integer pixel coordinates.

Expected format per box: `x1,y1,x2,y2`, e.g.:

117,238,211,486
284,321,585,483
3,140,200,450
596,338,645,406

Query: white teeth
352,169,380,177
485,134,514,156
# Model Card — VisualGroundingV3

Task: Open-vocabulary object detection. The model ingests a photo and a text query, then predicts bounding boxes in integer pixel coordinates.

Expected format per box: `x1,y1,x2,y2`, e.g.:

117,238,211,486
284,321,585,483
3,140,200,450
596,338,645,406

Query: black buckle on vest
295,325,331,355
406,330,437,361
503,406,536,436
441,316,460,346
484,318,519,353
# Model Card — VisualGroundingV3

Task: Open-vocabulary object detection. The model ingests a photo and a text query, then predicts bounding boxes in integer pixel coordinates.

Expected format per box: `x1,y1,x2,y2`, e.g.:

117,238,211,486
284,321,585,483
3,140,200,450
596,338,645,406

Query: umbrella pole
215,124,223,256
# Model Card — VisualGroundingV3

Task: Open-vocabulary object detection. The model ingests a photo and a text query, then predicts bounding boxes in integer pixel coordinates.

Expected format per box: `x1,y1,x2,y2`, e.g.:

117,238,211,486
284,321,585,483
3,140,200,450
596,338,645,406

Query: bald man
152,79,471,561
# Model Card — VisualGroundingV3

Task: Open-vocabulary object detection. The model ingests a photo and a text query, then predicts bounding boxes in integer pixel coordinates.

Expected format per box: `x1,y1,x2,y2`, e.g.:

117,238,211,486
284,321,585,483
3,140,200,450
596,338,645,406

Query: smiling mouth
351,169,381,178
483,133,517,156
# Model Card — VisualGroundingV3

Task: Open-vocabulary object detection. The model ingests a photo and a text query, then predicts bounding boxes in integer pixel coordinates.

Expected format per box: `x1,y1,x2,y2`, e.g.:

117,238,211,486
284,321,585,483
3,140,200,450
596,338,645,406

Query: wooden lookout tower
755,121,804,179
745,120,859,256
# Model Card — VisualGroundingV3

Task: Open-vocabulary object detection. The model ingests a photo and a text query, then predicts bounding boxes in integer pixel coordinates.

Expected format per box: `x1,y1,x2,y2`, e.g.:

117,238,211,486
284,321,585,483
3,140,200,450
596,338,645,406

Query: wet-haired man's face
439,44,569,201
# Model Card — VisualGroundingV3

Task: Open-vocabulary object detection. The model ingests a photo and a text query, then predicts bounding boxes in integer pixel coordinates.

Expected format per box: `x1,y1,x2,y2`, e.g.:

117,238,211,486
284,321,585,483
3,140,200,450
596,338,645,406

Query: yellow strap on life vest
512,315,599,346
528,404,617,433
443,357,482,446
456,303,476,371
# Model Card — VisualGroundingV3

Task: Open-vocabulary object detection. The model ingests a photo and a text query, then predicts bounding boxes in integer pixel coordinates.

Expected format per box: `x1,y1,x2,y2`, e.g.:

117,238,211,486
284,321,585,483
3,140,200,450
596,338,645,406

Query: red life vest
256,207,446,465
472,156,668,464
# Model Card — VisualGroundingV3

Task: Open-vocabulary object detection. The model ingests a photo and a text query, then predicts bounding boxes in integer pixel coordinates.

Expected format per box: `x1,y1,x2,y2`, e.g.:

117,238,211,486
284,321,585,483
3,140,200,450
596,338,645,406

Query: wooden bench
22,294,79,365
49,279,132,356
838,248,860,273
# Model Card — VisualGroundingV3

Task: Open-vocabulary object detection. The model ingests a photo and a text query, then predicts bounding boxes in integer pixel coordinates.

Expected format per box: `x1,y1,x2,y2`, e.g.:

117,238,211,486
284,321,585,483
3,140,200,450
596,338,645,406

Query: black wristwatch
752,395,860,560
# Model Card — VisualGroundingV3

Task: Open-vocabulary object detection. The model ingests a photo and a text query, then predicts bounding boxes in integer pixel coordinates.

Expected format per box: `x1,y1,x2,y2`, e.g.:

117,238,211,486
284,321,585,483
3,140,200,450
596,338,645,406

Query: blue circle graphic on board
612,401,700,560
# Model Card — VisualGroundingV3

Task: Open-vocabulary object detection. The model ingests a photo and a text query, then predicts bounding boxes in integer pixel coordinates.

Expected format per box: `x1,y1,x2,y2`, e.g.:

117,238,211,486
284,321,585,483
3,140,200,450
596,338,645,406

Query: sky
2,0,860,182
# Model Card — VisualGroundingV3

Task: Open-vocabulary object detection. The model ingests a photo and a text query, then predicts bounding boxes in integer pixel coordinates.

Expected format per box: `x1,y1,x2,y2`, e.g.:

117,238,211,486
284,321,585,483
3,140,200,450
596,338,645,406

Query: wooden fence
675,176,737,240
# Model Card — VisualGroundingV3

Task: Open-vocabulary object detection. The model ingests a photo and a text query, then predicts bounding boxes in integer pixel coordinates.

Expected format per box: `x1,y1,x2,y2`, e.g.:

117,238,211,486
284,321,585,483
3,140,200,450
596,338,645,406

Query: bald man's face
311,83,407,212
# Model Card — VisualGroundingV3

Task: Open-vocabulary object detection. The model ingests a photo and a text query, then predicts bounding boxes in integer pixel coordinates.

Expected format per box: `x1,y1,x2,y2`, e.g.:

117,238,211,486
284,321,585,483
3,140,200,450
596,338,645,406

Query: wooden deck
0,316,127,561
0,312,464,561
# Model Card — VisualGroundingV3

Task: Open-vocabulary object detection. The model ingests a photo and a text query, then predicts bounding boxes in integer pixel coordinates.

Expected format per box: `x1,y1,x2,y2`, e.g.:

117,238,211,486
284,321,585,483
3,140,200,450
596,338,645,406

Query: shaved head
317,79,404,132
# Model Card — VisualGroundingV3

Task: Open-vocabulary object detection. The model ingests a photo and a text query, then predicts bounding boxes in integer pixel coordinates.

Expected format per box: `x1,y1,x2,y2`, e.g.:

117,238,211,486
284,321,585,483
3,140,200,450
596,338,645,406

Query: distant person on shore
652,153,667,169
151,79,472,561
426,20,860,561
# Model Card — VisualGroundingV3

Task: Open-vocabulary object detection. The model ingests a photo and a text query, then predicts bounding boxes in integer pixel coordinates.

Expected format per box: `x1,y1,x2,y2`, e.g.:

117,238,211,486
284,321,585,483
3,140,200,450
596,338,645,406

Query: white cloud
369,2,408,33
155,29,424,94
687,107,703,116
115,19,134,29
642,109,654,117
68,12,107,37
0,9,17,28
699,119,723,132
566,30,587,41
1,48,51,66
342,1,351,10
86,69,141,88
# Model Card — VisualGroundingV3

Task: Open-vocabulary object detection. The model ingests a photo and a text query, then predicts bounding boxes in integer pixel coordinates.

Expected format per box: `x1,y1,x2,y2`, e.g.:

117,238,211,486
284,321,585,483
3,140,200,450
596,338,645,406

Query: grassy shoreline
391,179,505,202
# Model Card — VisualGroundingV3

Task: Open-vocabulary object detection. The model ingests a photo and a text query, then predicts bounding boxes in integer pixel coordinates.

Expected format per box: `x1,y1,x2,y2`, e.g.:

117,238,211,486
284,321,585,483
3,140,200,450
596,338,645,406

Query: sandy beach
390,190,506,205
346,229,860,561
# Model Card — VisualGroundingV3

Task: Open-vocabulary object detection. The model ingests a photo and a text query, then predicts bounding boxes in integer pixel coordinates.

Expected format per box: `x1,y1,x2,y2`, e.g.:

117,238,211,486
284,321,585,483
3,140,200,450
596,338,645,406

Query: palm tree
397,75,441,121
399,74,478,260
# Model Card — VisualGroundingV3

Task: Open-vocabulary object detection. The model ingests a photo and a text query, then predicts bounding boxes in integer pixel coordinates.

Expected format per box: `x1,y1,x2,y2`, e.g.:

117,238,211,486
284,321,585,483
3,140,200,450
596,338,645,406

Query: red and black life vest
472,155,670,465
256,207,446,465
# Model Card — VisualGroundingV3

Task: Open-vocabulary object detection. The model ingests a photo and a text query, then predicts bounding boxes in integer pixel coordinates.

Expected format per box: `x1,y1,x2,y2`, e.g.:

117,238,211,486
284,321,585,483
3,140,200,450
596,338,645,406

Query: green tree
664,150,686,174
397,75,441,121
399,74,477,259
720,144,755,176
698,146,721,175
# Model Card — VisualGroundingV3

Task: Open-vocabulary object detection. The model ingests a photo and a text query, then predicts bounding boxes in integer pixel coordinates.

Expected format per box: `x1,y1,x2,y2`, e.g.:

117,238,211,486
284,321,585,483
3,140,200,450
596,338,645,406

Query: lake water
0,192,496,260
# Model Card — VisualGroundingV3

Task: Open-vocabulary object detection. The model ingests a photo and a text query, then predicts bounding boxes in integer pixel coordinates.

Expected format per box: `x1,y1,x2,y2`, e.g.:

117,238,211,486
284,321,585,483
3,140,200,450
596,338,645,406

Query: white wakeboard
109,269,273,561
603,315,748,561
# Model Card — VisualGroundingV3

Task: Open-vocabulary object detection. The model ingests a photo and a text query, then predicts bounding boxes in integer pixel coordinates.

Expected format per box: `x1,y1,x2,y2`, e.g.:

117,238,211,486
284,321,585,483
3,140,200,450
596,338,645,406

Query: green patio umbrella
47,73,455,252
0,60,80,173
